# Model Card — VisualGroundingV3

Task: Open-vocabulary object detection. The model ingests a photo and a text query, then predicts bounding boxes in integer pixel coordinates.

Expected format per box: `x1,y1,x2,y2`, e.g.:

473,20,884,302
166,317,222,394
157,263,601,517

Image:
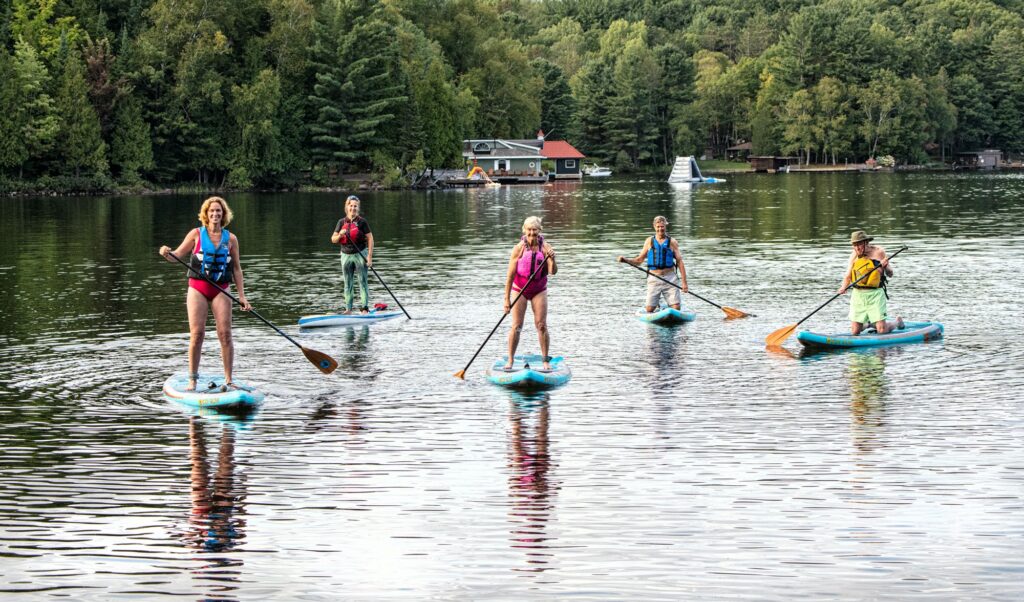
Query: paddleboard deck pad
797,321,943,348
163,373,265,409
635,306,696,324
298,309,403,328
486,355,572,390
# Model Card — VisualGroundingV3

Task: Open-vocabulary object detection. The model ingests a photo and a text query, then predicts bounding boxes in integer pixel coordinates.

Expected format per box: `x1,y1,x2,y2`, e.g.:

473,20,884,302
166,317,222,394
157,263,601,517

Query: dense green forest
2,0,1024,192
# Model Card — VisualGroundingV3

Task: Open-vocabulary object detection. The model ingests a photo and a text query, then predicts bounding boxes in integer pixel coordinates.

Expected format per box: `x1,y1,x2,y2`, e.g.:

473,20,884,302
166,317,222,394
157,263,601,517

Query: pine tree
110,95,153,182
0,51,23,173
12,38,59,178
56,50,107,177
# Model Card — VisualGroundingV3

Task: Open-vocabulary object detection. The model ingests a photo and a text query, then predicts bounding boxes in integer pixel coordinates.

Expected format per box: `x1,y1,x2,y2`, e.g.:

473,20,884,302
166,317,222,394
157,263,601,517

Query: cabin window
496,160,508,171
473,142,492,153
565,160,576,168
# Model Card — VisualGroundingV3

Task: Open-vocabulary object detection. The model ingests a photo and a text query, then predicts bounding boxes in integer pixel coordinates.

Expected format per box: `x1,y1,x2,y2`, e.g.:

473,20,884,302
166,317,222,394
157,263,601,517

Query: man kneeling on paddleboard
617,216,689,313
838,230,904,335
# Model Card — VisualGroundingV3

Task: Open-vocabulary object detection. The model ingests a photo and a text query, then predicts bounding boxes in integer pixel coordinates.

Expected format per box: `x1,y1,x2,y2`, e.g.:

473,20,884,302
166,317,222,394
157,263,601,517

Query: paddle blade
454,370,466,380
765,324,797,346
302,346,338,374
722,306,752,319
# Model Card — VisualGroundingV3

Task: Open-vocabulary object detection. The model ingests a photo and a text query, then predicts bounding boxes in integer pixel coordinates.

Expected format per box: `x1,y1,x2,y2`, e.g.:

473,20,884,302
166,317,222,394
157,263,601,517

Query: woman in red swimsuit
159,197,251,392
503,216,557,370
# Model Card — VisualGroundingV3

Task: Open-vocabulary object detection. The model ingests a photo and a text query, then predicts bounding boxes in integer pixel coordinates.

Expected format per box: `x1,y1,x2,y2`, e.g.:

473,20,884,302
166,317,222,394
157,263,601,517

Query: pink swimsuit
512,236,548,300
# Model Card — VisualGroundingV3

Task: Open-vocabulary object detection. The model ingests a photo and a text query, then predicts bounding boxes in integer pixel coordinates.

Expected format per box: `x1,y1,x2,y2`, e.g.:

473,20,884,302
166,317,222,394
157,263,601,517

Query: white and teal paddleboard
298,309,403,328
163,373,264,410
635,306,696,324
486,355,572,390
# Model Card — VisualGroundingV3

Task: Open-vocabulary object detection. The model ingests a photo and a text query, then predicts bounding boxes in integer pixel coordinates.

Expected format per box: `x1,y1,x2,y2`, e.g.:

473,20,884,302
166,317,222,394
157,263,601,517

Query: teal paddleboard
163,373,264,410
486,355,572,390
635,306,696,324
797,321,943,349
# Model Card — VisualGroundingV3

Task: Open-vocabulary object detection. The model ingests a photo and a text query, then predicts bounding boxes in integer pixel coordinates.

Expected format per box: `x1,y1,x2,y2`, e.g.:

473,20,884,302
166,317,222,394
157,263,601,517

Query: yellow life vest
851,256,883,288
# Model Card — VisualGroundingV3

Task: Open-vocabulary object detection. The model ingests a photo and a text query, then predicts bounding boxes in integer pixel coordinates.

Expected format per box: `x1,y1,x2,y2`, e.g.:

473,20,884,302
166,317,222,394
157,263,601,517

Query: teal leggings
340,252,369,310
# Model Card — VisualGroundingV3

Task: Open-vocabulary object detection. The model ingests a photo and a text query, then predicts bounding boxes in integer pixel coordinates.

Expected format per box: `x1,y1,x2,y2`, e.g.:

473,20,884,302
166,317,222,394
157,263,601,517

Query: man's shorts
646,271,681,308
849,287,887,323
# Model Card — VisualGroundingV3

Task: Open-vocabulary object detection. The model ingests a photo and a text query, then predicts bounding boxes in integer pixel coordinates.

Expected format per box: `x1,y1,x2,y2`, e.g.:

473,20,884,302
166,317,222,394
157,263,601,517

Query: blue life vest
647,236,675,269
189,227,232,284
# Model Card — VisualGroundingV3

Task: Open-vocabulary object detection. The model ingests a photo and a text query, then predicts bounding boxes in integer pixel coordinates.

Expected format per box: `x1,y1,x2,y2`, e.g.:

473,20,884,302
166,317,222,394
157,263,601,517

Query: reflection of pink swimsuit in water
512,236,548,300
188,233,230,301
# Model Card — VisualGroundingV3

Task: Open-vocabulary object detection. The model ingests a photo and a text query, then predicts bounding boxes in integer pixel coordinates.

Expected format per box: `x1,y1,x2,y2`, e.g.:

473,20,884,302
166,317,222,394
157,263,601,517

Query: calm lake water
1,172,1022,600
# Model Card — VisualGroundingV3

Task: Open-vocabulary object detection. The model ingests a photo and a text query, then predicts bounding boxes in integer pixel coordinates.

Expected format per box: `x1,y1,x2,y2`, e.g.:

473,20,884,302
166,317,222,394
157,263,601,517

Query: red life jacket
339,218,363,246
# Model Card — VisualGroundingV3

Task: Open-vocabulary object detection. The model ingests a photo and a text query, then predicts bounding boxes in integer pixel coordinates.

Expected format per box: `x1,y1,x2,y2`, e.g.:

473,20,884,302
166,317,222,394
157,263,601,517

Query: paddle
765,246,908,346
619,259,752,318
360,250,411,319
455,252,550,380
164,251,339,374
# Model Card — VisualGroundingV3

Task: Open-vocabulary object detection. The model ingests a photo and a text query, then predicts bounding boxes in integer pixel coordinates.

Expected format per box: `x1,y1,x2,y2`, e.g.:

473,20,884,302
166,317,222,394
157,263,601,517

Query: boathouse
541,136,585,180
750,156,799,173
955,150,1001,170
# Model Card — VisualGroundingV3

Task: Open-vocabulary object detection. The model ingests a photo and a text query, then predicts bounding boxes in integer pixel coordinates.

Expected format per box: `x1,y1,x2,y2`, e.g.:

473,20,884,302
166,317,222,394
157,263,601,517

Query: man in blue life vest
331,195,374,314
838,230,904,334
617,216,688,312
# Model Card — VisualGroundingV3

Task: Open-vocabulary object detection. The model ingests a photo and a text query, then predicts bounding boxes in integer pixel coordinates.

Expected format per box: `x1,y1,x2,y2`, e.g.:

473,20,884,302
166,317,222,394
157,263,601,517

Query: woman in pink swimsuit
159,197,251,392
503,216,557,370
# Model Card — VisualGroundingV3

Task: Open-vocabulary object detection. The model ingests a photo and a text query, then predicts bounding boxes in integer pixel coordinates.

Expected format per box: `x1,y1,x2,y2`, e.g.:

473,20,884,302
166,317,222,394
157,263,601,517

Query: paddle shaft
165,251,306,352
358,250,411,319
457,252,550,377
792,246,908,329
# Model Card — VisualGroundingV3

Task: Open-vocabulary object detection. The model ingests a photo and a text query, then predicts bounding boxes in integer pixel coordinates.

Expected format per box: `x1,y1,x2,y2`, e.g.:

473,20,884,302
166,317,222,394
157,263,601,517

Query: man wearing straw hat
838,230,903,335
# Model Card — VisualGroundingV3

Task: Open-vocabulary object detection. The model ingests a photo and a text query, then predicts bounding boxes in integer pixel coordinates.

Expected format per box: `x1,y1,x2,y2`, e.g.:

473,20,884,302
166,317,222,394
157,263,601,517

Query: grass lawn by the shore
696,159,750,172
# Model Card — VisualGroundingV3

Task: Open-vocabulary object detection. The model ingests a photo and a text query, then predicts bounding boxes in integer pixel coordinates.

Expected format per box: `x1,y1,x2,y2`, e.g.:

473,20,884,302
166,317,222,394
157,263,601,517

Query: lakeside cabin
461,131,585,183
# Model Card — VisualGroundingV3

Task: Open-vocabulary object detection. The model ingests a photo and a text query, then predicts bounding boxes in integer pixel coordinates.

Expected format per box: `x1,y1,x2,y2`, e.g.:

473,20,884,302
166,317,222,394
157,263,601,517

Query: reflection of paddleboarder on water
846,349,894,455
508,394,556,569
185,418,246,554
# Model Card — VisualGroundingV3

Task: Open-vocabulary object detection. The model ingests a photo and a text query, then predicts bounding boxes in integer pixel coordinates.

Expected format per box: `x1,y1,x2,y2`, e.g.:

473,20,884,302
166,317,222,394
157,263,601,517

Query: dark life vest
189,227,232,284
647,236,675,269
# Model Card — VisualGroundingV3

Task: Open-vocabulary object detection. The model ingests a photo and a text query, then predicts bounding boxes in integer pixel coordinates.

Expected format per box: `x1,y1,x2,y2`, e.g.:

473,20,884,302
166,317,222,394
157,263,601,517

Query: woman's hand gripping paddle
164,250,338,374
455,253,550,380
619,259,752,318
765,246,908,346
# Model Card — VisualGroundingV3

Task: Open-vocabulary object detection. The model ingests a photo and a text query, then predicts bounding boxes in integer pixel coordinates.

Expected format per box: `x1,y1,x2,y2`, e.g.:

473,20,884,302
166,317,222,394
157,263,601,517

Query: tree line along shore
2,0,1023,195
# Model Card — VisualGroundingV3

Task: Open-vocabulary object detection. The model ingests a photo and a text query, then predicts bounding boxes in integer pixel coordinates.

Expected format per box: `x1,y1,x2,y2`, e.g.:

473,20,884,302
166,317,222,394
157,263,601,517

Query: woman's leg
186,287,210,391
505,292,529,369
357,261,370,312
211,291,234,383
342,255,356,312
531,291,550,369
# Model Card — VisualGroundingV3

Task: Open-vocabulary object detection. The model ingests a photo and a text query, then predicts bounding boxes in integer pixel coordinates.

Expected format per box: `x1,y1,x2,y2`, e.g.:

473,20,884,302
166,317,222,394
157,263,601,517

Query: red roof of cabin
541,140,585,159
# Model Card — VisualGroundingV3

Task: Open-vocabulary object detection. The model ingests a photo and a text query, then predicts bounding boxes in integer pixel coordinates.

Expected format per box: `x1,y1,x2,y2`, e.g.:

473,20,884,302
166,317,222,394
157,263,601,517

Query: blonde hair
198,196,233,227
522,216,543,233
